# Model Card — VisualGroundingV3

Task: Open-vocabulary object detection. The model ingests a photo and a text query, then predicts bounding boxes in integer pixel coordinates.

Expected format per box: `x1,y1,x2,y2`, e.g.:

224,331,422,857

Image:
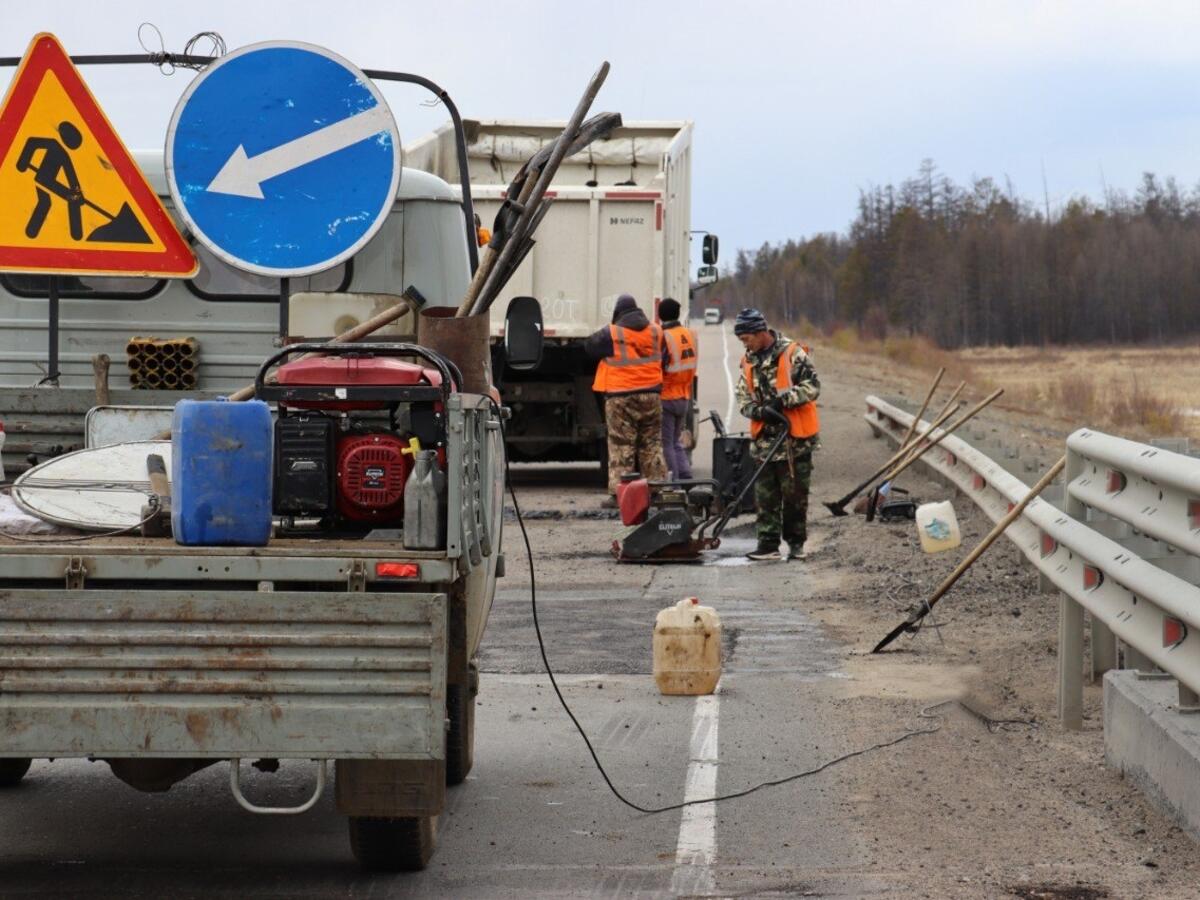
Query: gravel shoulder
808,345,1199,899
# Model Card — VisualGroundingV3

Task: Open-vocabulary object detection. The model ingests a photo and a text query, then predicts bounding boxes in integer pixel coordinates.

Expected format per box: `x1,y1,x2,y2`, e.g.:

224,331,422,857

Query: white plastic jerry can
915,500,962,553
653,597,722,696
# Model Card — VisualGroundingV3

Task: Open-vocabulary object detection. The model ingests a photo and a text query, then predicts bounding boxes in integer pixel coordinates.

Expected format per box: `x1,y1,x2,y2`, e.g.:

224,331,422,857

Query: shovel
873,455,1066,652
824,381,965,517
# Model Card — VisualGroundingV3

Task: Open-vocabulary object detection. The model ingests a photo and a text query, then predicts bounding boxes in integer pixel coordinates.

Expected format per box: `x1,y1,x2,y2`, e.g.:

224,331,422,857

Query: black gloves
753,397,785,420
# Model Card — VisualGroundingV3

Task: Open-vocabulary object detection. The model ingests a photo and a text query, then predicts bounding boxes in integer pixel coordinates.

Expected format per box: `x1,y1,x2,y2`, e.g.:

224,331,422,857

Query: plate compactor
611,409,790,562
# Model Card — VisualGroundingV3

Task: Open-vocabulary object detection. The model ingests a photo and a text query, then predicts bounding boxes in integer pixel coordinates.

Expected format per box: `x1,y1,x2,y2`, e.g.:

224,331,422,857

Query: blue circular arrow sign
165,41,401,278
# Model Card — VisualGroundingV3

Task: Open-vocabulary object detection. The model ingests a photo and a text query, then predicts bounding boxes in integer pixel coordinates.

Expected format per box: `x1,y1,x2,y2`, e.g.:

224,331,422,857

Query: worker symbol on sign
15,120,151,244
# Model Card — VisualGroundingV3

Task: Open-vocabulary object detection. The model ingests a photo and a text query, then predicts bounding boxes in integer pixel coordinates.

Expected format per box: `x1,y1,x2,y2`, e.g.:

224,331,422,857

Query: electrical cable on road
495,407,1005,815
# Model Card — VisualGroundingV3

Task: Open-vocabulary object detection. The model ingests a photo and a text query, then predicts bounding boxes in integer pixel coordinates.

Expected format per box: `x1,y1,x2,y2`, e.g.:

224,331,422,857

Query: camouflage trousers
605,392,666,494
753,452,813,550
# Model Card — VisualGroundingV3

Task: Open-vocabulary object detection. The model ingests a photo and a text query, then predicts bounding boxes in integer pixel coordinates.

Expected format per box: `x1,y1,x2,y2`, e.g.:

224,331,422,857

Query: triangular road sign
0,33,197,277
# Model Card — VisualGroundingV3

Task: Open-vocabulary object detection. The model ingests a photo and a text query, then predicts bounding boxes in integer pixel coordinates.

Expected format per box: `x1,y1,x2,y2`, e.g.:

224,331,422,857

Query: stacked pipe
126,336,199,390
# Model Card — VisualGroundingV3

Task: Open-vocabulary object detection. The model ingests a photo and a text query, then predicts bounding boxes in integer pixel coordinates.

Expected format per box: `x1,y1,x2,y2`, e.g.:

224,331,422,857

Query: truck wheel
445,680,475,786
0,758,32,787
348,815,437,871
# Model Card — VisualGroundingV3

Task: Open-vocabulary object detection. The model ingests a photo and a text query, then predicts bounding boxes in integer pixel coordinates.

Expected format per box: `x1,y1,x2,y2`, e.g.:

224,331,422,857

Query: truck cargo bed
0,536,450,761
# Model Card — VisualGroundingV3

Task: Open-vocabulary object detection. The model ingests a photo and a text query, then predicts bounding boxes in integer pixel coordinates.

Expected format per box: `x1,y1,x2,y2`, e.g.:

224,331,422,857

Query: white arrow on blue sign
165,41,401,278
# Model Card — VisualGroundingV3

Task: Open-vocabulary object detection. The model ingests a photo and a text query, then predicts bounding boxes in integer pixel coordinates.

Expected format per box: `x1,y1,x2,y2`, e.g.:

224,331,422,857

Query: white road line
670,689,720,896
722,323,736,426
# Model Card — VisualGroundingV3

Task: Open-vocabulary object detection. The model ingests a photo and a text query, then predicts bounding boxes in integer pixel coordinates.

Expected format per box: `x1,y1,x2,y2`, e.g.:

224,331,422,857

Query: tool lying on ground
611,408,790,562
863,387,1003,523
872,455,1066,652
824,380,965,516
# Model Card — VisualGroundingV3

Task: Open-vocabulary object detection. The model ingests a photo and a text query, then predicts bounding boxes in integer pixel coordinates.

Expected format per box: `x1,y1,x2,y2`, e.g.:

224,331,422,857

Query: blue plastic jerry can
171,399,273,546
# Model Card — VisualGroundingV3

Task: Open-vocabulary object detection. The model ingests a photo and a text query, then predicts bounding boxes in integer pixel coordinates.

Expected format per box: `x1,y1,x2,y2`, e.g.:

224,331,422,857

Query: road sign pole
278,276,290,342
46,275,60,384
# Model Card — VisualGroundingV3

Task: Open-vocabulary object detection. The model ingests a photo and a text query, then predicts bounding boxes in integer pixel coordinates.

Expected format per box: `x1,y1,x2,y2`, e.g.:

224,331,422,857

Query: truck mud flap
0,589,446,760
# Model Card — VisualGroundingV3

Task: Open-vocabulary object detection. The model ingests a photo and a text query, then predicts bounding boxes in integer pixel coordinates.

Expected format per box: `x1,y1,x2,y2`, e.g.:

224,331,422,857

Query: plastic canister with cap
915,500,962,553
653,597,722,695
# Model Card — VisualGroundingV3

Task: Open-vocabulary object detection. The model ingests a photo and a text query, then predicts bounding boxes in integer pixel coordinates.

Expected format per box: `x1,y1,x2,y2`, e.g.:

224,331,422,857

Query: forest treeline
714,160,1200,347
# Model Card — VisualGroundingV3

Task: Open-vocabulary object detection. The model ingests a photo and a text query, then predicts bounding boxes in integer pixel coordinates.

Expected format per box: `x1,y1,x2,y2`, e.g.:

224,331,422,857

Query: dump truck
0,104,522,872
408,120,714,466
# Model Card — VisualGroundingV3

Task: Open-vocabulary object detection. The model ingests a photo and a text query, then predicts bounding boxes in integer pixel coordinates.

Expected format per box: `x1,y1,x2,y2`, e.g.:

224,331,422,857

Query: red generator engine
335,433,412,523
254,343,455,534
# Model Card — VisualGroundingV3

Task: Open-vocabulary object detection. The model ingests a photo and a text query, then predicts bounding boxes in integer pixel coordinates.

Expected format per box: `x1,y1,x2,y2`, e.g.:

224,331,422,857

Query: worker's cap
658,297,681,321
733,308,769,335
612,294,638,320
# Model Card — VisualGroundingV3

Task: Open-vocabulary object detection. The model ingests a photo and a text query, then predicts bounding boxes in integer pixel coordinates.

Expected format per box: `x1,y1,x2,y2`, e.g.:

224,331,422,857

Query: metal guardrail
865,396,1200,727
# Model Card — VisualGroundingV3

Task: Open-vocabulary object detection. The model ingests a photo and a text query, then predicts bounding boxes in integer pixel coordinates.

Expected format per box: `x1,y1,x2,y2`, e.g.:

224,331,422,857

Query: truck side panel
0,589,446,759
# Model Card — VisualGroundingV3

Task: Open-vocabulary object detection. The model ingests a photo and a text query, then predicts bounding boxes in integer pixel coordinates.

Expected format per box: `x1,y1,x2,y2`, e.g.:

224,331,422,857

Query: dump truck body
408,120,694,462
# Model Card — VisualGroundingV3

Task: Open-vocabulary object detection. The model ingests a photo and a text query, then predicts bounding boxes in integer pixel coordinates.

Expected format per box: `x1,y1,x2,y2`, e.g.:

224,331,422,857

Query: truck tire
445,680,475,786
0,758,31,787
348,815,437,871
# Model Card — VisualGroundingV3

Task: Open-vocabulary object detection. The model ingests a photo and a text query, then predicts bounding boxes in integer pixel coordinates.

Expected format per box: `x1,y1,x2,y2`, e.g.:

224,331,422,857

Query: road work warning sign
0,33,196,277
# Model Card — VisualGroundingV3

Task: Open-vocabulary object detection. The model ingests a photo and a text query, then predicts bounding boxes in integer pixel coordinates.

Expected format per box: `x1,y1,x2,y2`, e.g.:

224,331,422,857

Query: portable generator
254,343,458,535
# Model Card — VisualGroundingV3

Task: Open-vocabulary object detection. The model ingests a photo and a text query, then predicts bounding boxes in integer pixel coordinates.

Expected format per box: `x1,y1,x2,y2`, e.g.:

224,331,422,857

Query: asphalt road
0,324,877,898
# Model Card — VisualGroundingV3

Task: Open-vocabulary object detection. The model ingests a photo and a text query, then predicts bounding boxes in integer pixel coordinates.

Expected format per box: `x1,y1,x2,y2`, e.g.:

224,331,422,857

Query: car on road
704,308,723,325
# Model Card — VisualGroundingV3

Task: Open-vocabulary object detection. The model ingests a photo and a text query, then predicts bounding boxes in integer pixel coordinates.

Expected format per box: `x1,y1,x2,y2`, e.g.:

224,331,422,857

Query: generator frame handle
253,342,459,404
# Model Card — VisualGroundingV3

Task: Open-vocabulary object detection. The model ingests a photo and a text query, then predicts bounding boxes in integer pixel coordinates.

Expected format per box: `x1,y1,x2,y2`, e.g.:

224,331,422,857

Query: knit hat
658,297,681,322
733,307,768,335
612,294,638,322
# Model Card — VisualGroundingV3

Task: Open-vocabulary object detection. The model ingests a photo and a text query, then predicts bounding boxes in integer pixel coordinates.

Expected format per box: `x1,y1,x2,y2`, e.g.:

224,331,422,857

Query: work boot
746,543,781,561
600,495,618,510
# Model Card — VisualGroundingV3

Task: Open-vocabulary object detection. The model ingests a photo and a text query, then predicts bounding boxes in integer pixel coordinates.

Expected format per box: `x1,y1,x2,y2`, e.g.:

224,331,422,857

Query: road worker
586,294,667,507
658,297,697,479
733,308,820,561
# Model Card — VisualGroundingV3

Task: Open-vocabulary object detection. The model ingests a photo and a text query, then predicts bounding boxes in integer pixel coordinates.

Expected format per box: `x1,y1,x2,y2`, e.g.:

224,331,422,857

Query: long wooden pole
873,455,1066,652
824,381,965,515
898,367,945,451
878,388,1003,486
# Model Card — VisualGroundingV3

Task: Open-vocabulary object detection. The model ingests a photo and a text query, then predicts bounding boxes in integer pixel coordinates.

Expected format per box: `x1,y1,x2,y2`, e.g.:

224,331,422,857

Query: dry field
821,325,1199,440
958,344,1199,439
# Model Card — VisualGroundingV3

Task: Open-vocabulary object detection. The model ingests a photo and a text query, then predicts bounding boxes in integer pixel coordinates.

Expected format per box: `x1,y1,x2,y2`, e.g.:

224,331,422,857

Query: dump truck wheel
348,815,437,871
0,758,32,787
445,681,475,786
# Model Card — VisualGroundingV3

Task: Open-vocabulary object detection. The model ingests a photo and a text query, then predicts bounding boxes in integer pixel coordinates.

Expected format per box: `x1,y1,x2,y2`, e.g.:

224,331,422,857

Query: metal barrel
415,308,492,394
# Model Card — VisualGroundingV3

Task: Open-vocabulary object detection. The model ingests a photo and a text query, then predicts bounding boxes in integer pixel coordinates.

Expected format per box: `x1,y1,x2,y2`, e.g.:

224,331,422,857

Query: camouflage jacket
735,331,821,462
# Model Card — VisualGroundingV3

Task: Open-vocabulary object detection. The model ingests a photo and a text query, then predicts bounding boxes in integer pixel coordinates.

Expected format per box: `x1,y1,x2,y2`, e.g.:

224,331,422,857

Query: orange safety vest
592,323,664,393
743,342,819,439
662,326,698,401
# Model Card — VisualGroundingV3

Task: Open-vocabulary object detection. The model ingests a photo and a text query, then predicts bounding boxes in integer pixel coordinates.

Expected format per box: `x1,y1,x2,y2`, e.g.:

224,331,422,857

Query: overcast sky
5,1,1200,264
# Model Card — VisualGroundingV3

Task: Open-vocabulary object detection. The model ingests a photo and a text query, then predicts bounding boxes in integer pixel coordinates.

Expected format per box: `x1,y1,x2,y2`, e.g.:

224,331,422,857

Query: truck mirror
504,296,543,371
702,234,719,265
696,265,719,286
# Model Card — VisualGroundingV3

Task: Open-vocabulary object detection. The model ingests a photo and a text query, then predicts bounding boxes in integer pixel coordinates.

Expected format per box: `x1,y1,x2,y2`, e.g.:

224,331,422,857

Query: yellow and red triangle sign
0,33,197,277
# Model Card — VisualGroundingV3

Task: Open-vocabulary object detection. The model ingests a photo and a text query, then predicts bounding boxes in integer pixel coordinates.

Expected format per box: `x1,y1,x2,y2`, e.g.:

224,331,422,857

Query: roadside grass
817,326,1195,440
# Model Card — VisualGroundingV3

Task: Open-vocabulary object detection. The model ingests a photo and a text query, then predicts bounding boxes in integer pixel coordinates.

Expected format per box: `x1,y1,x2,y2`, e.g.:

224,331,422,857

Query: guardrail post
1179,682,1200,713
1124,643,1154,672
1058,594,1085,730
1091,618,1118,679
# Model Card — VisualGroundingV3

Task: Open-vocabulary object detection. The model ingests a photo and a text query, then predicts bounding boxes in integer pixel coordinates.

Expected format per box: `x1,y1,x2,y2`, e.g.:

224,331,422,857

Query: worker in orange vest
734,308,820,561
658,297,697,479
586,294,667,506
